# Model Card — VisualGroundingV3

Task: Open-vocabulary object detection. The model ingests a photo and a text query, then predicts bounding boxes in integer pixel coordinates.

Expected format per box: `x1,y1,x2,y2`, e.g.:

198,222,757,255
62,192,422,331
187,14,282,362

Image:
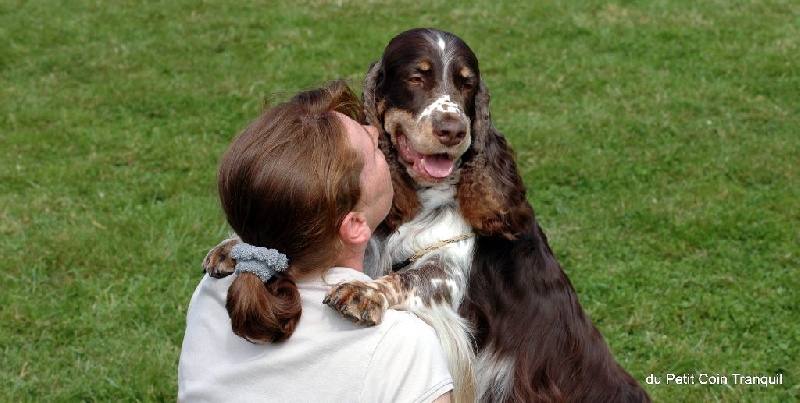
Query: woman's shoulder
373,309,445,357
381,309,436,336
362,309,453,402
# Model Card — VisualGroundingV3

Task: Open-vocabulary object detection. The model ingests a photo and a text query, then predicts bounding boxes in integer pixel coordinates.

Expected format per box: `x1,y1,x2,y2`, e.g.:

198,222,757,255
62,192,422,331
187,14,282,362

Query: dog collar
391,233,475,272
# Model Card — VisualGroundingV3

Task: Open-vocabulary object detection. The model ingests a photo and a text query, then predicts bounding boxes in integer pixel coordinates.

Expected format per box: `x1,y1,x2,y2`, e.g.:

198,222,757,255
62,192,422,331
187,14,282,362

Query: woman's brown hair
218,80,364,344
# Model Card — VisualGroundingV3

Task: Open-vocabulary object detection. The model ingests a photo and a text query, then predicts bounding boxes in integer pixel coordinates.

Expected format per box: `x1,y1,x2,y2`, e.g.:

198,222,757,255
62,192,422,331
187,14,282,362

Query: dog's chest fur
366,183,475,306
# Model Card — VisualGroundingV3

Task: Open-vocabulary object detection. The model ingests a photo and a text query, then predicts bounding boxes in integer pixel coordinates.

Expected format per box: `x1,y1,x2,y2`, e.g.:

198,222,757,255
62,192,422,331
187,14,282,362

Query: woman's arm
432,391,452,403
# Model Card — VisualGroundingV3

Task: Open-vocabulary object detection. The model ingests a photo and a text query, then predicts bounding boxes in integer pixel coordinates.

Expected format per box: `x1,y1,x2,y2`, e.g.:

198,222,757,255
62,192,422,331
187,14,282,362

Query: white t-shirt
178,267,453,403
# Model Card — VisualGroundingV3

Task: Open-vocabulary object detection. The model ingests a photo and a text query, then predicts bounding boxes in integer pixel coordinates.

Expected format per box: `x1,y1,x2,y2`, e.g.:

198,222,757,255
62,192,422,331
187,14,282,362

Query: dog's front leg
323,259,458,326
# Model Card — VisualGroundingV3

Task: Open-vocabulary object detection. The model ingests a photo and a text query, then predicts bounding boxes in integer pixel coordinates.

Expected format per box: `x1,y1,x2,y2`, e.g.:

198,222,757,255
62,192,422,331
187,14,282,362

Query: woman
178,81,453,402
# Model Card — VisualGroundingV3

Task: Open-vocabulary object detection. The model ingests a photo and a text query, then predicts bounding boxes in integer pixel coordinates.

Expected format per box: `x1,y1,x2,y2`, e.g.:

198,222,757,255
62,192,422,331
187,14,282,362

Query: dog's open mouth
396,133,455,180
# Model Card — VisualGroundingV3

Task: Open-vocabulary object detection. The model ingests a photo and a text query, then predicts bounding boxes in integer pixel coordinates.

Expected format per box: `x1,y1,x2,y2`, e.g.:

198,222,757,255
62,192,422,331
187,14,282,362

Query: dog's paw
202,238,240,278
323,281,388,326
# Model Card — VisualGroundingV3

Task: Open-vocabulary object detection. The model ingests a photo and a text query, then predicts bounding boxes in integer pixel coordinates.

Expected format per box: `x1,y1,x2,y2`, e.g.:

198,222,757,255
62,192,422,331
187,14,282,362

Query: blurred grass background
1,0,797,401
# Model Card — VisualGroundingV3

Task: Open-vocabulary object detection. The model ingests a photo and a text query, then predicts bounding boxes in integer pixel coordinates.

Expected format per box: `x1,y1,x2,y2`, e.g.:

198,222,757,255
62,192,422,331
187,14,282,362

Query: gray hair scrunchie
230,242,289,283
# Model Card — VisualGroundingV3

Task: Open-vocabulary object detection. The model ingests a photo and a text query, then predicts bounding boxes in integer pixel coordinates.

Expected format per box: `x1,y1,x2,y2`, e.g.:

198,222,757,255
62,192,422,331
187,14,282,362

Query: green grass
1,0,797,401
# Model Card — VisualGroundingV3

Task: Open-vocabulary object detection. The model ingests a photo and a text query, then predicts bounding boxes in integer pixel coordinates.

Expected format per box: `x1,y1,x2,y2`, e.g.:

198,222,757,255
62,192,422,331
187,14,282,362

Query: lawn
1,0,797,401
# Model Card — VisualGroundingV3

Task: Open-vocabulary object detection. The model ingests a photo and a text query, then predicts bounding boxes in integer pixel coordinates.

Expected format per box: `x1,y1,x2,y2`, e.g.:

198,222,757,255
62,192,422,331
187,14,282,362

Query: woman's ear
338,211,372,245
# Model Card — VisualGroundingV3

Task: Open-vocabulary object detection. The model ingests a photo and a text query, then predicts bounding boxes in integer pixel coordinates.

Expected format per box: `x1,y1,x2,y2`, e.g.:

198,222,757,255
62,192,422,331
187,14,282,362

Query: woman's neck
334,240,367,272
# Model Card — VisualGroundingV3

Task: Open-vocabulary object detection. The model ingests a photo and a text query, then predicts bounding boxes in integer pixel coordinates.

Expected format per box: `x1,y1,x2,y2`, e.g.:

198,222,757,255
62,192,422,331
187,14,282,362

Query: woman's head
219,81,367,271
218,80,392,343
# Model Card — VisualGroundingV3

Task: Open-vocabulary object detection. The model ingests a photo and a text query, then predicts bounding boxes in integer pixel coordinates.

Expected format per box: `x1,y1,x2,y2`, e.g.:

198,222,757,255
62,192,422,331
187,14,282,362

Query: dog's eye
408,75,424,86
461,78,477,92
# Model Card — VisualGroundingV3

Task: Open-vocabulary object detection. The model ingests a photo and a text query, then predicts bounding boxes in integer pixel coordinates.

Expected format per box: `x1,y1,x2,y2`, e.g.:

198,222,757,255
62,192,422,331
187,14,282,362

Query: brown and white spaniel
204,28,650,403
325,28,650,402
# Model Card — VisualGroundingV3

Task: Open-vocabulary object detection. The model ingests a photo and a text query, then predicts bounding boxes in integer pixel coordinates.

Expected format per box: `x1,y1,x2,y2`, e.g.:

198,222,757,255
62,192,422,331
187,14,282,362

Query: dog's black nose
433,119,467,147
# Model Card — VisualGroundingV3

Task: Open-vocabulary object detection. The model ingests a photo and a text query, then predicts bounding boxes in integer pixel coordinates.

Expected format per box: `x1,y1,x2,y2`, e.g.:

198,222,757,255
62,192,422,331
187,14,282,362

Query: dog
204,28,650,402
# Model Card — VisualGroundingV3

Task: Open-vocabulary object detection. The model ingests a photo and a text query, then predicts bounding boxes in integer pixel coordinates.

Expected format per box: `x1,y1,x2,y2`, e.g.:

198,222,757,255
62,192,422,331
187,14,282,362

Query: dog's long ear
458,78,533,239
363,59,421,235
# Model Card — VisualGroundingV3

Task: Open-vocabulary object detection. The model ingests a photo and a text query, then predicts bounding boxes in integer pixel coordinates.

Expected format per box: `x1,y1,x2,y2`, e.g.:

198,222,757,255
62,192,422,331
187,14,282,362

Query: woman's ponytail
226,271,302,344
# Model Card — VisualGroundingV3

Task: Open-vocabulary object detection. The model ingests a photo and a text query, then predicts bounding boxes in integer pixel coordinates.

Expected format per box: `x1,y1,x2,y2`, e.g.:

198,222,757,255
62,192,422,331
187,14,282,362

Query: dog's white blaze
429,33,455,87
418,95,462,121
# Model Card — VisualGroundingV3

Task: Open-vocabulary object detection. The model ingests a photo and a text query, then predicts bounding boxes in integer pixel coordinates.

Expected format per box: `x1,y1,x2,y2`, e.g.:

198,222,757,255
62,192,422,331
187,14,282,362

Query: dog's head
364,28,533,239
365,28,478,185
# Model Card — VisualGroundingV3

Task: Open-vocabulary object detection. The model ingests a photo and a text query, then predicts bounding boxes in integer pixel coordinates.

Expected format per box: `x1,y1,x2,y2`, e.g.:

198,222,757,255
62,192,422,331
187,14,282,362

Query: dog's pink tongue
421,154,455,178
